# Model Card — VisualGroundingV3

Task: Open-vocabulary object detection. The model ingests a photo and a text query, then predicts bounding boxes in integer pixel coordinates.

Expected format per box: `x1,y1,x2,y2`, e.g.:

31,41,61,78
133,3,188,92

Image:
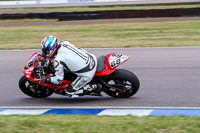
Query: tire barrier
1,8,200,21
57,12,102,21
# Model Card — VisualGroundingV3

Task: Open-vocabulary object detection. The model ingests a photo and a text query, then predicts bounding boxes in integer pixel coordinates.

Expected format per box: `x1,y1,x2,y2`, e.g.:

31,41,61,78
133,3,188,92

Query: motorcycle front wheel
103,69,140,98
18,75,54,98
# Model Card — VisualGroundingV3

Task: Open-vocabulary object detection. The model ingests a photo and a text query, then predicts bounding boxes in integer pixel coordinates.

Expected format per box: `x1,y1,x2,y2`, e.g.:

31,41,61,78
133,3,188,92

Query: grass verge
0,20,200,49
0,115,199,133
1,4,200,13
0,19,58,22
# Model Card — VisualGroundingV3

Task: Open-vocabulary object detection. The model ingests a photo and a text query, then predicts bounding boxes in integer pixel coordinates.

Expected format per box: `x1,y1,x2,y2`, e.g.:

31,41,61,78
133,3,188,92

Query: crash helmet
41,35,59,58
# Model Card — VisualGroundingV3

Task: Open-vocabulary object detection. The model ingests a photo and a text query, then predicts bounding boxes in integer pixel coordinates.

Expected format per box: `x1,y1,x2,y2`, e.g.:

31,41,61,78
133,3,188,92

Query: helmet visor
42,47,50,57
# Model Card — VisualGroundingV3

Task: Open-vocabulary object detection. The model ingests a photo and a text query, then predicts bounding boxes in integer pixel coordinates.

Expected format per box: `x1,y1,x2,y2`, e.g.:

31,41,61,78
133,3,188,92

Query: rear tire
18,75,54,98
103,69,140,98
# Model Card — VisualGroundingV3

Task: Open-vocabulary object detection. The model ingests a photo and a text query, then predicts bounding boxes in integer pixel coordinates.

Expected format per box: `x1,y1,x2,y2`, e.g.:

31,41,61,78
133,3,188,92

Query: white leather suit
50,41,97,91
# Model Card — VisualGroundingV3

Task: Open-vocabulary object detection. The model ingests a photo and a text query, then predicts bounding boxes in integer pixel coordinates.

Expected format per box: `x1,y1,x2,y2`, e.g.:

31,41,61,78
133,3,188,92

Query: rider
40,35,97,96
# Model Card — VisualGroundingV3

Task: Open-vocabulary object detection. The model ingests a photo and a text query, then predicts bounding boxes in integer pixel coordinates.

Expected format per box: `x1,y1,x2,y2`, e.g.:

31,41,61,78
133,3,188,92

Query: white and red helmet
41,35,59,57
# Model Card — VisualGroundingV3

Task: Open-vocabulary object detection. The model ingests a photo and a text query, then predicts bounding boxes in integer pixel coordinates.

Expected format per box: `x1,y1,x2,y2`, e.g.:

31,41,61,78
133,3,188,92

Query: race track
0,47,200,107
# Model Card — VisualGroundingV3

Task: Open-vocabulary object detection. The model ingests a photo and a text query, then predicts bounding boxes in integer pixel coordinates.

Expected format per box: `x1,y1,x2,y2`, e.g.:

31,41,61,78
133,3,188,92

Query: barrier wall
0,8,200,20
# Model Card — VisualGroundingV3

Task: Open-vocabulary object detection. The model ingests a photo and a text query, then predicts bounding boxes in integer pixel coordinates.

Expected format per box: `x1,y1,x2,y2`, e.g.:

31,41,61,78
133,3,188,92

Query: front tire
18,75,54,98
103,69,140,98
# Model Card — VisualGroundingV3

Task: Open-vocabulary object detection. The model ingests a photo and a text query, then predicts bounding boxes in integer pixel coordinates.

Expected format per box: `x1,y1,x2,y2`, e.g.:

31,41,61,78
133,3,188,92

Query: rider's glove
43,59,49,69
42,76,51,83
37,54,46,62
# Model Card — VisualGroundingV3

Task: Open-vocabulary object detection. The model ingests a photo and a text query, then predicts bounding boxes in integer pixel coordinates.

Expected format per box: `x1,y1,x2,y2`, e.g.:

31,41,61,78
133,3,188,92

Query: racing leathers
49,41,97,94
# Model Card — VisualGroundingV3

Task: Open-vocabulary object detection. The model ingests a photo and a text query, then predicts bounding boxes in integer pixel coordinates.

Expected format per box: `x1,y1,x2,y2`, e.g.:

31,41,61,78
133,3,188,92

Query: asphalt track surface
0,47,200,107
0,0,200,9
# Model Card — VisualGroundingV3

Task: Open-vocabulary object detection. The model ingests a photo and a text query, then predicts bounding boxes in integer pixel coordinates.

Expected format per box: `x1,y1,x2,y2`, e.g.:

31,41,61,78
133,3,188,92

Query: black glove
42,76,51,83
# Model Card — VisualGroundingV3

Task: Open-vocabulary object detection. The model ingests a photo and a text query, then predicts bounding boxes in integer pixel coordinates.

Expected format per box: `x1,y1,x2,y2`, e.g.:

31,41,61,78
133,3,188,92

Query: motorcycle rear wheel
103,69,140,98
18,75,54,98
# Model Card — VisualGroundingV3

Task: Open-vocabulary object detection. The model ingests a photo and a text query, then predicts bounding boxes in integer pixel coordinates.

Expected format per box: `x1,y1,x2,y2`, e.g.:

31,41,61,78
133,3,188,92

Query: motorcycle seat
96,55,107,72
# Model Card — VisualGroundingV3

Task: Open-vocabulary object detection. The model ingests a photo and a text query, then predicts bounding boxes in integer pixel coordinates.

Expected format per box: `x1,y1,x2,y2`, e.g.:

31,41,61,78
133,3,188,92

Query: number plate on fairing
109,54,129,68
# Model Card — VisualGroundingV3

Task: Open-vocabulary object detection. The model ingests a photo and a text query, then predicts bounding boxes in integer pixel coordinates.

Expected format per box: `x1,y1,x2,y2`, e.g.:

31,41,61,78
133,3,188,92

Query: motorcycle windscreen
24,52,38,69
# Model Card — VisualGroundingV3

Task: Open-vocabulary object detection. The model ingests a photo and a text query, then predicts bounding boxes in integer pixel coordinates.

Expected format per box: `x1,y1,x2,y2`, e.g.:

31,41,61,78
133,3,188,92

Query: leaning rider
40,35,97,96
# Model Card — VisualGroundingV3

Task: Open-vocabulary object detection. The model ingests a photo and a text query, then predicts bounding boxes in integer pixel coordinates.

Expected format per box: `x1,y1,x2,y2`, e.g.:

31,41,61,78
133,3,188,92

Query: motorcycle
19,52,140,98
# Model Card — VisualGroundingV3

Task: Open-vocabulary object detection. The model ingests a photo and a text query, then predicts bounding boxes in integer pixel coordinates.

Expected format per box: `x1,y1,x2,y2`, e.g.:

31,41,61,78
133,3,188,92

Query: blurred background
1,0,200,49
0,1,200,132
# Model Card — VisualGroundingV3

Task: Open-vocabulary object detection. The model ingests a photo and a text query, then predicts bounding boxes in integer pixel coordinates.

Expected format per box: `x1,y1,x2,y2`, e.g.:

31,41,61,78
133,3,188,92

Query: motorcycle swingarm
99,78,123,92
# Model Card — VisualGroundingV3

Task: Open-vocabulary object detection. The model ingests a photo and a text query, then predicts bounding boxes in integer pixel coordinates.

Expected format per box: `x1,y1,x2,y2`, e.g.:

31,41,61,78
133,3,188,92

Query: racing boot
65,85,83,96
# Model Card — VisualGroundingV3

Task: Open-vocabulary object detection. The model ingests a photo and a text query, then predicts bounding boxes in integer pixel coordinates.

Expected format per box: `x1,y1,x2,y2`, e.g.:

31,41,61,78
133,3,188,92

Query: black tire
18,75,54,98
103,69,140,98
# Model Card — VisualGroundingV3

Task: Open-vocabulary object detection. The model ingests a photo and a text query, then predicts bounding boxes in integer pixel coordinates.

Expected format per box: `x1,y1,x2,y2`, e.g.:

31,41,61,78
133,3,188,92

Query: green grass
1,20,200,49
0,19,58,22
1,4,200,13
0,115,199,133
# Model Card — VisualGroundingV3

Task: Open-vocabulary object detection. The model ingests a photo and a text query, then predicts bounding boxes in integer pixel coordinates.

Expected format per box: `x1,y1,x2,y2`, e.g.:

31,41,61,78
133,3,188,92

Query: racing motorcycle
19,52,140,98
